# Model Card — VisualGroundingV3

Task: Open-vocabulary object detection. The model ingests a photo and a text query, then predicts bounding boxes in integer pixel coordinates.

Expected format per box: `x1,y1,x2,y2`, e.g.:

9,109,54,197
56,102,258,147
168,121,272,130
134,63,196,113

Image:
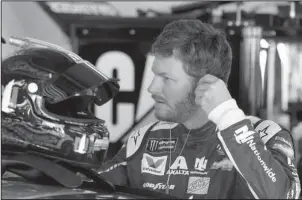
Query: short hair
151,19,232,83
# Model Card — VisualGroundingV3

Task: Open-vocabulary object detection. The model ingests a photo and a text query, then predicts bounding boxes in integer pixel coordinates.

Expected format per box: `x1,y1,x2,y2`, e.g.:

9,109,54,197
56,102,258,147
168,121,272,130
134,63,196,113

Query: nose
147,76,161,95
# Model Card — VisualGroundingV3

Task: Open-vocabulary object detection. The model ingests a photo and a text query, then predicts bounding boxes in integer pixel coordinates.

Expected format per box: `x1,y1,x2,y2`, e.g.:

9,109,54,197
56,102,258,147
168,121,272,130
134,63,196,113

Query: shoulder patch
151,121,178,131
126,122,157,158
253,119,282,144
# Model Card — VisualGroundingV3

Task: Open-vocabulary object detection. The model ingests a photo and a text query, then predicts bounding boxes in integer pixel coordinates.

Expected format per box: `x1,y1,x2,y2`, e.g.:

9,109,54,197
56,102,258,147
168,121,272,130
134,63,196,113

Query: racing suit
96,99,301,199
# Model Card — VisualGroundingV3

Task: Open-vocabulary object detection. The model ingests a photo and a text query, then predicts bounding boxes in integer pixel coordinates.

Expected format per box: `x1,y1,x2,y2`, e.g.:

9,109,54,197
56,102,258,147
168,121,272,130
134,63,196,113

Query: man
97,19,301,199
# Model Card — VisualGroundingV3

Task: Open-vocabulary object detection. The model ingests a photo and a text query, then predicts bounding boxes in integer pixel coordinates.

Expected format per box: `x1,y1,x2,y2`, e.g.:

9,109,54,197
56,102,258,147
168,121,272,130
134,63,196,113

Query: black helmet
1,37,120,167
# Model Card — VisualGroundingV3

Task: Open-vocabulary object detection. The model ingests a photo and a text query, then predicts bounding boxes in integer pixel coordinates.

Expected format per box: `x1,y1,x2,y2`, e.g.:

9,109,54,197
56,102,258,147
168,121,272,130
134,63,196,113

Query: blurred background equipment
2,1,302,166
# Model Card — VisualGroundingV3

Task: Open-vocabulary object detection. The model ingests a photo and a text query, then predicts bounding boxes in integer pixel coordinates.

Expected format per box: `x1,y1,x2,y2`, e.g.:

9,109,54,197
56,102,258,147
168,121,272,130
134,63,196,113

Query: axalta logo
141,153,167,176
167,156,189,175
146,138,178,153
235,125,276,182
143,182,175,190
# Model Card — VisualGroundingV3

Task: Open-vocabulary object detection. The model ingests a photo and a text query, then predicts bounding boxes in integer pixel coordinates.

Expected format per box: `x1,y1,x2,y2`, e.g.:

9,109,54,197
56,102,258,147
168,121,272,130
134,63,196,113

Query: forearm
209,99,300,199
217,120,292,198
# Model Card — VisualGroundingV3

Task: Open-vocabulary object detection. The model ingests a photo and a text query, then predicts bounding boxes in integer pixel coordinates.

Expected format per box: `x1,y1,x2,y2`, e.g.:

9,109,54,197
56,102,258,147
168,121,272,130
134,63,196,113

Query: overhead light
260,39,269,49
46,2,119,16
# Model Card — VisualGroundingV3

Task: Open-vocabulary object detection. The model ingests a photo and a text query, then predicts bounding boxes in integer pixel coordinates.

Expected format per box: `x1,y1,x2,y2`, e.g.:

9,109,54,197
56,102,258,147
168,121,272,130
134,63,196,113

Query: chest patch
141,153,167,176
187,176,210,195
145,138,178,153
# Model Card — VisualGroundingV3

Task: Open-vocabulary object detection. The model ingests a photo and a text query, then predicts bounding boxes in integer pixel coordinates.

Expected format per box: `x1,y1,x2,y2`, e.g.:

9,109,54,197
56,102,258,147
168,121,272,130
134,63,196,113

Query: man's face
148,54,199,123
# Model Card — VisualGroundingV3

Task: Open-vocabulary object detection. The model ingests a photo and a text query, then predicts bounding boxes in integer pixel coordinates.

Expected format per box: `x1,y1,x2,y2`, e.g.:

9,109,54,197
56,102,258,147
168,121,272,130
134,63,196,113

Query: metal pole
266,41,277,120
240,26,263,116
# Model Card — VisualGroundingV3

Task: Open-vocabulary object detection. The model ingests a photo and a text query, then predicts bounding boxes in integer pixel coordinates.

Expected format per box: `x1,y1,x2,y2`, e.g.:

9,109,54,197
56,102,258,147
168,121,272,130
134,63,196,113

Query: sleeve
95,143,129,186
94,122,158,186
208,99,301,199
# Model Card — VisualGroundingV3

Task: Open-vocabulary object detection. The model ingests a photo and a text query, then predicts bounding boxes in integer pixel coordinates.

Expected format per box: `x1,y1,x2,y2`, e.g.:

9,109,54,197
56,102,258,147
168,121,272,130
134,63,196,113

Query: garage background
1,2,302,172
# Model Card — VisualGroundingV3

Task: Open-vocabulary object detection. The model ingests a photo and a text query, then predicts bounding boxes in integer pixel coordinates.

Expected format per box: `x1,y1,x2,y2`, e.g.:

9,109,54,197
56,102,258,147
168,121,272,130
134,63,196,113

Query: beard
154,86,199,123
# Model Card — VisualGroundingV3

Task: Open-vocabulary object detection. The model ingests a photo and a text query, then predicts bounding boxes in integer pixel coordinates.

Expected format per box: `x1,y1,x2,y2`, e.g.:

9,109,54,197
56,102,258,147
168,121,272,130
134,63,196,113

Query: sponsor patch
187,177,210,195
189,157,209,175
287,188,295,199
287,157,300,180
141,153,167,176
235,125,277,182
146,138,177,153
131,130,141,146
285,158,301,200
167,156,189,175
254,120,282,144
259,125,269,139
211,157,233,171
194,157,208,171
143,182,175,190
127,122,156,158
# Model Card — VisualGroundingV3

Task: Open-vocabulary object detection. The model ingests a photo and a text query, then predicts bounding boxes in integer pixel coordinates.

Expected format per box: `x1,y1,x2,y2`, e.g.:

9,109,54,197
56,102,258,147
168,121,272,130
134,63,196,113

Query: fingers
195,75,218,105
196,74,218,92
194,74,232,114
195,84,210,92
198,74,219,84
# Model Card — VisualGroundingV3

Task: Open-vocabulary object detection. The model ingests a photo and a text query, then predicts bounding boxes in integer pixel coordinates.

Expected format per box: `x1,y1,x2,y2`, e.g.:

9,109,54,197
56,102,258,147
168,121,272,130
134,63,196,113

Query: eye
163,75,172,80
162,77,171,82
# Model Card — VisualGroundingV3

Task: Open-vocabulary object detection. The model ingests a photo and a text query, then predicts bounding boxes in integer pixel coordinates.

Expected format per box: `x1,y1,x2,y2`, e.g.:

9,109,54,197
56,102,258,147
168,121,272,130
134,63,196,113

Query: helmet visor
44,61,119,106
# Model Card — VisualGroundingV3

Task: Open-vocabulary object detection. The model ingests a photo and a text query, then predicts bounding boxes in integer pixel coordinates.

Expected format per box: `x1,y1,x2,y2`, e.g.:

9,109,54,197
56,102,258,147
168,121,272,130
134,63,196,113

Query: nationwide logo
146,138,177,153
143,182,175,190
194,157,208,171
234,125,276,182
190,157,208,175
187,177,210,195
167,156,189,175
211,157,233,171
141,153,167,176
